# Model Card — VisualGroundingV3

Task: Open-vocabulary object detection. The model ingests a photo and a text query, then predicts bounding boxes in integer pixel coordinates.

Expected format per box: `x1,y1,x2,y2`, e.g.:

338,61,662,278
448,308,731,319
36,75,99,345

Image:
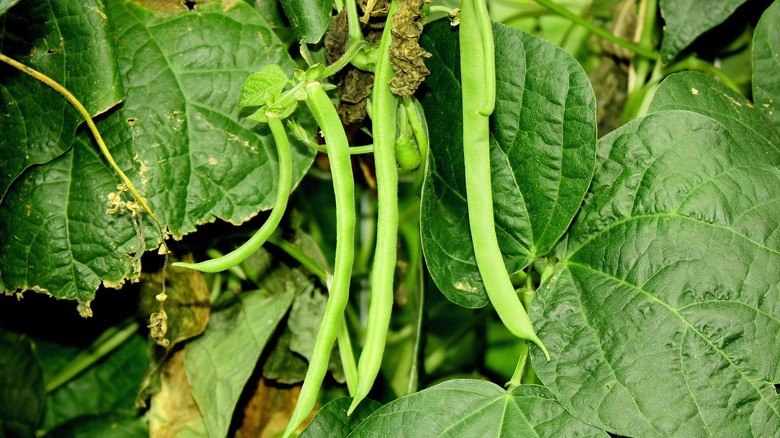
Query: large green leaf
106,0,314,237
659,0,749,62
184,264,305,438
0,331,45,437
648,71,780,162
752,0,780,131
532,110,780,437
1,0,316,302
0,139,142,304
348,380,608,437
0,0,122,202
419,21,596,308
279,0,332,44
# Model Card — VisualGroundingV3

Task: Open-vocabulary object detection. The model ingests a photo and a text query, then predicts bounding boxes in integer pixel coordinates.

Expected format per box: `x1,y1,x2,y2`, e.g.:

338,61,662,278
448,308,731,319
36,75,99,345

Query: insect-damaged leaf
419,21,596,308
0,0,315,302
531,109,780,437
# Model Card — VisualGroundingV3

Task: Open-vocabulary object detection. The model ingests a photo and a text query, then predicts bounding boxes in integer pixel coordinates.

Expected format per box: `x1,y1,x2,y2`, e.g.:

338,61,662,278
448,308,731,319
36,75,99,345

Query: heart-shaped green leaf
347,380,608,437
752,0,780,131
532,109,780,437
419,21,596,308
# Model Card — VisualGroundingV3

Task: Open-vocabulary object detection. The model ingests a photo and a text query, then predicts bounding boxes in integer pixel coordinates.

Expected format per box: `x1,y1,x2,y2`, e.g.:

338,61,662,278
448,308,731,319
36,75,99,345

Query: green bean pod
348,0,399,415
172,117,292,273
282,82,357,438
460,0,550,360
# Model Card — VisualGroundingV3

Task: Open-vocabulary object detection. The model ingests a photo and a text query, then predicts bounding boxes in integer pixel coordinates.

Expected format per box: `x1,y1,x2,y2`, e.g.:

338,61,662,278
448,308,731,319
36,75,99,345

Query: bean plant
1,0,778,437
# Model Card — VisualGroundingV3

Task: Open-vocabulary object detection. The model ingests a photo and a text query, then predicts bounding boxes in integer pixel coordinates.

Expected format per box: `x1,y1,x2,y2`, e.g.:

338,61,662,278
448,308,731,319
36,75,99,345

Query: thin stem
320,40,368,79
266,236,328,281
506,341,530,391
531,0,658,59
46,319,139,393
346,0,364,45
338,318,358,396
0,53,167,247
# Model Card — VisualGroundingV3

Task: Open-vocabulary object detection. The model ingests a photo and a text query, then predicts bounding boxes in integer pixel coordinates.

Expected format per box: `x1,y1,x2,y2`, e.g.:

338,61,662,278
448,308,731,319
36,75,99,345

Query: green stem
349,0,399,414
531,0,658,59
172,117,293,272
320,40,368,79
506,341,530,391
267,236,328,281
338,318,358,396
283,82,356,438
346,0,364,45
46,319,139,393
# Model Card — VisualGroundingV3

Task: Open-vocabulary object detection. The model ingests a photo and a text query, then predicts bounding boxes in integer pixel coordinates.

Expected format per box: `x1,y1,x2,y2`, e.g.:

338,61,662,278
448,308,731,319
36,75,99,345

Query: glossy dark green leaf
45,413,147,438
279,0,332,43
0,331,45,438
532,110,780,437
0,0,122,201
659,0,749,62
348,380,608,437
648,71,780,163
752,0,780,131
419,21,596,308
39,333,149,434
299,397,381,438
184,264,306,438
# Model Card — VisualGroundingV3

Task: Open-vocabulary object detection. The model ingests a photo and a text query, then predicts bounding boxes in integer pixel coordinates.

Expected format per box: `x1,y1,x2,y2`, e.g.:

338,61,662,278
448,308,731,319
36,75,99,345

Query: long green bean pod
459,0,550,360
172,117,292,272
282,82,357,438
348,0,399,415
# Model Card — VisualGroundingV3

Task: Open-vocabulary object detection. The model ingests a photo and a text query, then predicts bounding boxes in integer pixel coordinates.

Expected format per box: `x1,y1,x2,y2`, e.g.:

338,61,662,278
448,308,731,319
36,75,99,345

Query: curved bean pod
348,0,399,415
460,0,550,360
282,82,356,438
172,117,292,273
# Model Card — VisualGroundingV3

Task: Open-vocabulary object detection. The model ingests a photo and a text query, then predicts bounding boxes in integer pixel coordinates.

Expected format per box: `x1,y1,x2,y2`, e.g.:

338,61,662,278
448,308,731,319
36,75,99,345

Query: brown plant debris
389,0,430,99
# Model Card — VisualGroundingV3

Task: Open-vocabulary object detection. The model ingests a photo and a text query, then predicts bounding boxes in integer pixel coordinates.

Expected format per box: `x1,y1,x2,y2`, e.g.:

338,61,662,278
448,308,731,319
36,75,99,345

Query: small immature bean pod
348,0,399,415
282,82,357,438
459,0,550,360
172,117,293,273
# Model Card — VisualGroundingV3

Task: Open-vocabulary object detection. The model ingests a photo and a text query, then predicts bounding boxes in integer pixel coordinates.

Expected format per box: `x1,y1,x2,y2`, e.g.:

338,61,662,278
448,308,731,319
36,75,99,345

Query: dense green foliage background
1,0,778,436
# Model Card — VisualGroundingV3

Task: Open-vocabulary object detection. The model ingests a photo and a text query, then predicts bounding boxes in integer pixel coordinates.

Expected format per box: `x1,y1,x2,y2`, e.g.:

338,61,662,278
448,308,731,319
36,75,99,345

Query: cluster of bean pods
173,0,548,435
